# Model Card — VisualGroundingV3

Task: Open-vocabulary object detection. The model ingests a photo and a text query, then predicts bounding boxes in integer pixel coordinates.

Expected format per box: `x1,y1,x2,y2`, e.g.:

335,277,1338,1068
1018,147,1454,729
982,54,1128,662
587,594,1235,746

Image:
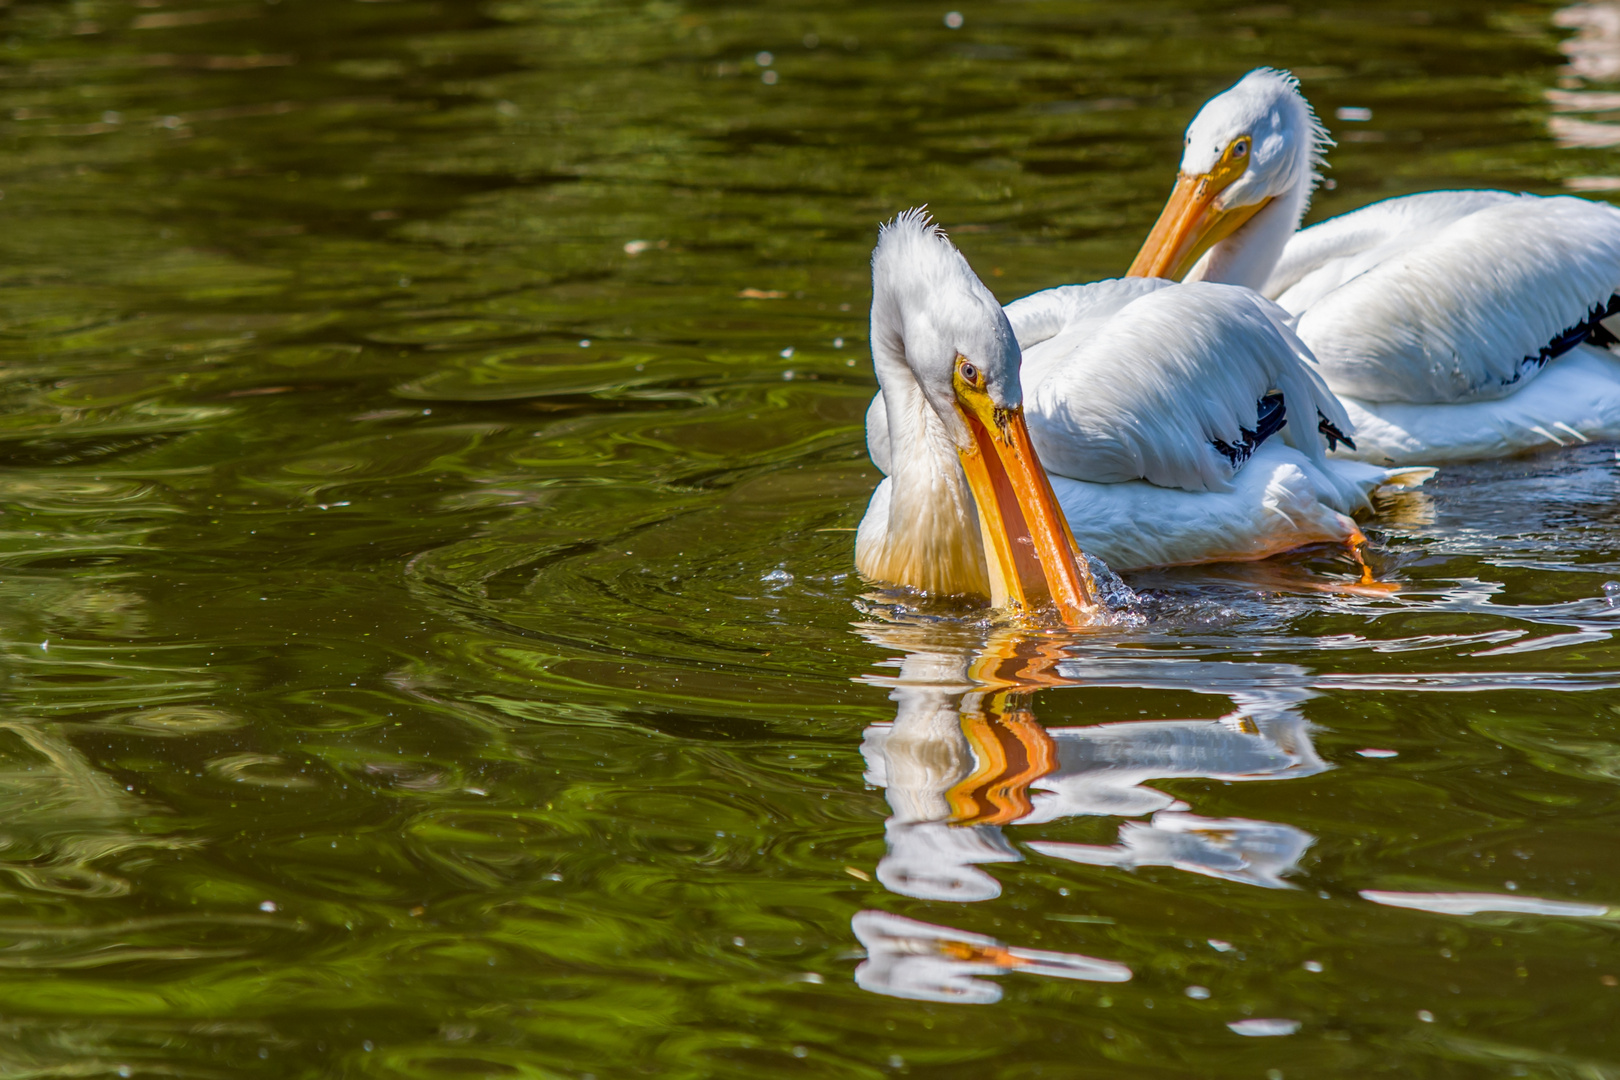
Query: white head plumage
1179,68,1331,214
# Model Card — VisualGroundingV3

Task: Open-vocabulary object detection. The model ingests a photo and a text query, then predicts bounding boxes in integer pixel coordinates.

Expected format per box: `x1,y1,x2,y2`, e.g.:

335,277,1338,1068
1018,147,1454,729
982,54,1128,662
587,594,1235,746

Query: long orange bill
1127,172,1270,281
954,400,1097,626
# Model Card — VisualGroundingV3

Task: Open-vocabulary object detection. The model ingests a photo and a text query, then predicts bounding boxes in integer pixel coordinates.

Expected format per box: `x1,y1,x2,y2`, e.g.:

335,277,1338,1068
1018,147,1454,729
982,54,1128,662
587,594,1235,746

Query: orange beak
952,369,1097,626
1126,171,1271,281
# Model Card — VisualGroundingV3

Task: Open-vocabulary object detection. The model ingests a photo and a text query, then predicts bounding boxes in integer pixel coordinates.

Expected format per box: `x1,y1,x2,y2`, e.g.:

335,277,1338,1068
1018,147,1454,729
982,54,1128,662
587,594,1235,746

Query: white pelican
1128,67,1620,464
856,209,1426,604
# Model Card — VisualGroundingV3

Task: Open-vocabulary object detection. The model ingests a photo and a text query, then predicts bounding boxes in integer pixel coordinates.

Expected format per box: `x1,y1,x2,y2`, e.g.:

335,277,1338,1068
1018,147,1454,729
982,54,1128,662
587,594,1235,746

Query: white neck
856,337,989,597
1184,181,1308,290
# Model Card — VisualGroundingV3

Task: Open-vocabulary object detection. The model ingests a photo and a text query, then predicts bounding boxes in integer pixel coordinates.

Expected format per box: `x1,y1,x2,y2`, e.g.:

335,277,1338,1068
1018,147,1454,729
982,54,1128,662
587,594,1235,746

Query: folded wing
1267,193,1620,404
1018,281,1350,498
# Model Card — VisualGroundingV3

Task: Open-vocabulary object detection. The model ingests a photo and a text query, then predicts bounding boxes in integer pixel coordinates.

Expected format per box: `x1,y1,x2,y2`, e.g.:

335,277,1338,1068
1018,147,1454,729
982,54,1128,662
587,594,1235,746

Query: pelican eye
1229,136,1250,159
958,359,980,385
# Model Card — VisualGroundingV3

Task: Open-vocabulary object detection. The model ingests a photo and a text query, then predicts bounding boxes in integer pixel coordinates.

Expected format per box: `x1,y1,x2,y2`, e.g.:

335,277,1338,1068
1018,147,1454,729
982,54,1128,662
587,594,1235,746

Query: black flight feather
1502,292,1620,387
1211,392,1287,469
1317,410,1356,452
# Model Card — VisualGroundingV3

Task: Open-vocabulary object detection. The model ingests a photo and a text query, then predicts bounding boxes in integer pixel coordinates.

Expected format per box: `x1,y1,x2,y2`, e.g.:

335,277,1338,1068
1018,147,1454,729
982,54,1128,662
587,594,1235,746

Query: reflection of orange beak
952,389,1096,627
1127,172,1270,281
947,697,1057,826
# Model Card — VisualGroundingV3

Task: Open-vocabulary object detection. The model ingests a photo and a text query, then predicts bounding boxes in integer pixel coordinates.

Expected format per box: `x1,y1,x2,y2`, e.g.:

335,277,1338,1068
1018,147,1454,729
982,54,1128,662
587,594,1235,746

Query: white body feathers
1267,192,1620,405
1011,279,1347,493
1266,192,1620,464
864,275,1423,572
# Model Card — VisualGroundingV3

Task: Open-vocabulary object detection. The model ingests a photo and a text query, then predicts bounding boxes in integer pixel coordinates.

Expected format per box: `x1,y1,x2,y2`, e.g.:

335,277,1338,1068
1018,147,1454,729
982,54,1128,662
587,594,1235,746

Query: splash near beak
1126,171,1271,281
952,367,1097,626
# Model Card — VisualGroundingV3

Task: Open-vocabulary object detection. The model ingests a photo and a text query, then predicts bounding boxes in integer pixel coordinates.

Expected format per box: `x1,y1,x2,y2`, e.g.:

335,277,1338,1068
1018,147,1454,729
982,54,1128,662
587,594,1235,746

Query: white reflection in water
1228,1018,1302,1037
1550,4,1620,154
1556,3,1620,82
847,624,1330,1001
1028,812,1314,890
852,910,1130,1005
856,627,1324,903
1358,890,1610,918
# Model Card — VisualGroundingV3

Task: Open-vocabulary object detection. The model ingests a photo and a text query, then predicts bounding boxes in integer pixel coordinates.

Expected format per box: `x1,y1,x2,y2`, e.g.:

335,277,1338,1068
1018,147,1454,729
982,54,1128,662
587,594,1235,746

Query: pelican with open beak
854,209,1097,625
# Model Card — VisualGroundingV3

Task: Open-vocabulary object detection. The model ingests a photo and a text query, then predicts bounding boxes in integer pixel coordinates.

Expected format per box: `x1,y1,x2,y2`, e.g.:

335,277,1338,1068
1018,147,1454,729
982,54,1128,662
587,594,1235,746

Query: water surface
1,0,1619,1076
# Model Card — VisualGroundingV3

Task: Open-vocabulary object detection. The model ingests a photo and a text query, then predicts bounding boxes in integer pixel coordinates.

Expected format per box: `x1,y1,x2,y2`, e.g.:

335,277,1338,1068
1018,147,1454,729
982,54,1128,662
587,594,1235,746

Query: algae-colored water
0,0,1618,1076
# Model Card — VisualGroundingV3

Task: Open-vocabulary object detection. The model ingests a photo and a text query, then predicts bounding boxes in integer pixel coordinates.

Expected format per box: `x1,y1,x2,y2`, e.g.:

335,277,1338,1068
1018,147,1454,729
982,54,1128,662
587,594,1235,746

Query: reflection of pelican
858,629,1060,901
852,910,1130,1004
859,211,1424,585
1029,811,1314,890
857,628,1323,901
1128,68,1620,465
1019,712,1324,822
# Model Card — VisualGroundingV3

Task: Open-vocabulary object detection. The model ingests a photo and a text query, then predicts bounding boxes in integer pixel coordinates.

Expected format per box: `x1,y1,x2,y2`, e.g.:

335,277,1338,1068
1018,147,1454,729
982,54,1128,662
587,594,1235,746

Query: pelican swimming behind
856,210,1427,603
1128,67,1620,464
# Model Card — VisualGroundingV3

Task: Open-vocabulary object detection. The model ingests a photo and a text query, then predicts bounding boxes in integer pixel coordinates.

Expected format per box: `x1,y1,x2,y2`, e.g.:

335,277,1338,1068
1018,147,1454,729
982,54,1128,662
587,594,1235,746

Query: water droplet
944,11,964,27
1186,985,1211,1000
259,901,278,913
1417,1010,1435,1023
1303,960,1323,973
755,51,774,66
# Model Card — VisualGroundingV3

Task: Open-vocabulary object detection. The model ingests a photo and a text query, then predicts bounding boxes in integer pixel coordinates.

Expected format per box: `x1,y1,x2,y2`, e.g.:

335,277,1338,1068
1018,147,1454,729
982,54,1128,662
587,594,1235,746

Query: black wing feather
1211,392,1287,469
1502,292,1620,387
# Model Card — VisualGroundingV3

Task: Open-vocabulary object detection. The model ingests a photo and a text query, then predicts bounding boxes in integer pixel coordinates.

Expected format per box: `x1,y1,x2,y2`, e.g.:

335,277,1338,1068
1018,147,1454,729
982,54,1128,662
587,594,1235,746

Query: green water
1,0,1619,1075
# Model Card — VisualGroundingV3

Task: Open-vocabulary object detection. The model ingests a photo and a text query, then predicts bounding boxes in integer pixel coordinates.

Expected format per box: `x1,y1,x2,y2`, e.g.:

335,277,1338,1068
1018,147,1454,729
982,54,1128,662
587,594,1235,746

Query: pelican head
1128,68,1329,284
859,209,1096,624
